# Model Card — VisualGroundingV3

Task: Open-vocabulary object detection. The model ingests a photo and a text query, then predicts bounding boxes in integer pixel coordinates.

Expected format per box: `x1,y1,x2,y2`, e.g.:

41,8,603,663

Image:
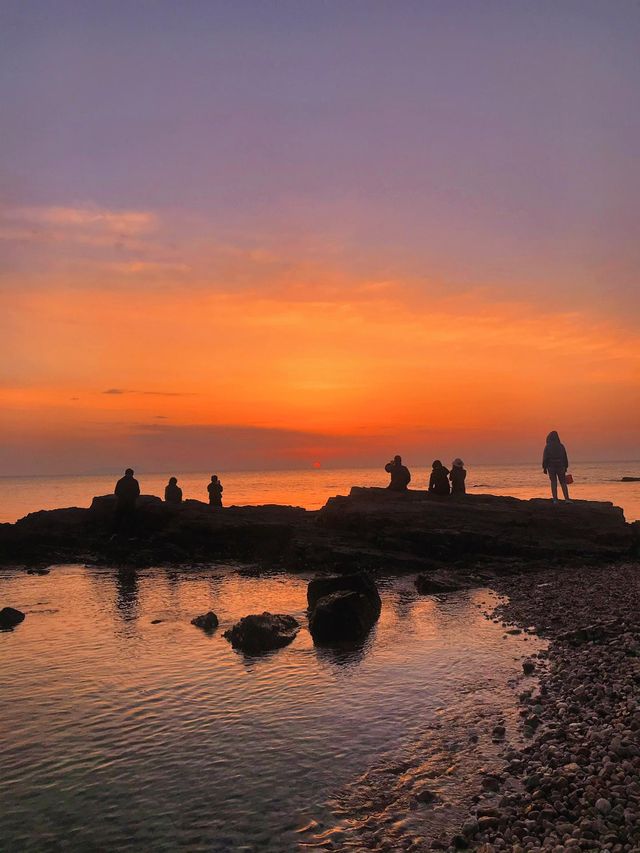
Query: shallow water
0,565,543,852
1,459,639,522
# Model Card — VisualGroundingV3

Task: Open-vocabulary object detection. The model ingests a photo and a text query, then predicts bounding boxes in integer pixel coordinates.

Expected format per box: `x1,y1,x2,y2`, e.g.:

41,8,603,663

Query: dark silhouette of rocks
622,476,640,482
306,571,382,644
223,612,299,653
0,606,25,629
307,571,381,612
191,611,219,631
308,589,380,643
0,486,636,570
26,568,50,575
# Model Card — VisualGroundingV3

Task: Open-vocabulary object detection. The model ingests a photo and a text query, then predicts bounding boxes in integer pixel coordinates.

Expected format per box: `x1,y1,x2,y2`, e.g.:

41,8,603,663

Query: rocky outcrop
223,612,300,653
0,487,635,569
319,487,635,566
191,611,219,631
0,607,25,629
308,589,380,643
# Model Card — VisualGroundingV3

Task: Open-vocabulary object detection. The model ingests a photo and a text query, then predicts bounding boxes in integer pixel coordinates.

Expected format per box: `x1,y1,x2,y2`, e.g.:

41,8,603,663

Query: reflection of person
449,458,467,495
207,475,223,507
164,476,183,504
542,431,572,503
384,455,411,491
428,460,450,496
114,468,140,533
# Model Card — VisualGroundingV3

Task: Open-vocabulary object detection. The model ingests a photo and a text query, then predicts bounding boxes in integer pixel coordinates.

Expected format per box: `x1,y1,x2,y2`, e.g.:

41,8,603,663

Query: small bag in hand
565,473,574,485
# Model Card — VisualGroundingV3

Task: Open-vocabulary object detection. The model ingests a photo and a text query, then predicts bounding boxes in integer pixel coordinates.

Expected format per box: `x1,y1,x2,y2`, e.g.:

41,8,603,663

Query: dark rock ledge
0,487,636,572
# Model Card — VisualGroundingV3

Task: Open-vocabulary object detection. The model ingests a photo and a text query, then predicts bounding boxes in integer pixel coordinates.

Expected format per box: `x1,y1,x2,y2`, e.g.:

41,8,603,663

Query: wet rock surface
223,612,300,653
415,572,467,594
308,589,380,643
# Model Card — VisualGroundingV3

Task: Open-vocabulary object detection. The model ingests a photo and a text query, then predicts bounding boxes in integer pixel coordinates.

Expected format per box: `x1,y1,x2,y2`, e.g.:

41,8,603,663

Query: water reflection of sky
0,566,543,852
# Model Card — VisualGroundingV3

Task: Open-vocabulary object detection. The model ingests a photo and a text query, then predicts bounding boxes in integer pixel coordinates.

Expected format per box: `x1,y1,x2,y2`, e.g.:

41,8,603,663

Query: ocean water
0,565,543,852
1,460,639,523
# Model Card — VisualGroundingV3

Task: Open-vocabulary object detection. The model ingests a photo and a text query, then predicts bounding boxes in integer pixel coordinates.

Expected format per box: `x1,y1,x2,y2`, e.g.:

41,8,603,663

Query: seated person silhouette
384,455,411,491
207,474,223,507
429,460,450,496
164,476,183,504
113,467,140,533
449,458,467,495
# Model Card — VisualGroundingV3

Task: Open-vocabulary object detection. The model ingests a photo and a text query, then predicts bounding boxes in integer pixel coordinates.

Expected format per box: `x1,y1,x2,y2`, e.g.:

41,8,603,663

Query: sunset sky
2,1,639,474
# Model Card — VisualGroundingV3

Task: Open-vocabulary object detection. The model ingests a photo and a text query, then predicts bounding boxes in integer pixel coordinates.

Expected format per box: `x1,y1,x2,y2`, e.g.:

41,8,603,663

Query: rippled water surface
1,566,542,851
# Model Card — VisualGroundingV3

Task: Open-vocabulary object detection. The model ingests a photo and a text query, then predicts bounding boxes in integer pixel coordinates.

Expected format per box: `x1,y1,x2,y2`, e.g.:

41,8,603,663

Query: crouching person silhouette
384,455,411,491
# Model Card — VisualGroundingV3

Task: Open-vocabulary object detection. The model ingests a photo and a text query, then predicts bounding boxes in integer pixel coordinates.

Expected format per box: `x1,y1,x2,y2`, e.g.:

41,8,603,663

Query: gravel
463,561,640,852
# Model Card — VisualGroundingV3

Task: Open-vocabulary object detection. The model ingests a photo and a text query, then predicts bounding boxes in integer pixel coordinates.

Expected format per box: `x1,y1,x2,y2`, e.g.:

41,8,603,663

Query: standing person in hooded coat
543,431,572,503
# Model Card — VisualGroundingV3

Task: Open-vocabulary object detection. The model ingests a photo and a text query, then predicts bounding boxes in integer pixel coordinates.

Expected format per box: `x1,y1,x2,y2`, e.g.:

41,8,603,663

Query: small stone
191,611,219,631
416,787,438,805
595,798,611,814
523,660,536,675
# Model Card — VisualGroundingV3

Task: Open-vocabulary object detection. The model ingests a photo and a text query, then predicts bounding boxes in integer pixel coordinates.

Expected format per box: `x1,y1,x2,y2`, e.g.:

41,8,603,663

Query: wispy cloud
102,388,196,397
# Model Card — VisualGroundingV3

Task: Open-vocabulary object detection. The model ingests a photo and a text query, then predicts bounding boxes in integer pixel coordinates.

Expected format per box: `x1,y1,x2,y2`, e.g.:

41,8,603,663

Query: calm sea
1,460,639,523
0,568,543,851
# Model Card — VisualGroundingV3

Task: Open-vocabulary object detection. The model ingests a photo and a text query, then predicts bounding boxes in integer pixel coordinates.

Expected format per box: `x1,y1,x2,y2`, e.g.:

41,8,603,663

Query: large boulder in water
308,589,380,644
223,612,299,653
307,570,382,615
0,607,25,629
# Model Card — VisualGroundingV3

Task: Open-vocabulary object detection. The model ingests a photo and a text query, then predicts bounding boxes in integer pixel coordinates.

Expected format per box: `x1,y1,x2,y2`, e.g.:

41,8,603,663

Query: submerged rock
223,612,299,653
415,572,463,594
26,568,50,575
191,611,219,631
308,589,380,644
0,607,25,629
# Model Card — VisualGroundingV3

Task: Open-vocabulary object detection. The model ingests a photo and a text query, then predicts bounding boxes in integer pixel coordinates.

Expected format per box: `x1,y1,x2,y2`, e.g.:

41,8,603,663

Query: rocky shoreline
314,562,640,852
467,562,640,852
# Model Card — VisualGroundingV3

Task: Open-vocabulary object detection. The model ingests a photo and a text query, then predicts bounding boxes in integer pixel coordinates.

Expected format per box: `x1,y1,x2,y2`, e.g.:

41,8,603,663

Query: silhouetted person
429,460,450,496
207,474,223,507
164,476,183,504
114,467,140,533
450,458,467,495
384,455,411,491
543,430,571,503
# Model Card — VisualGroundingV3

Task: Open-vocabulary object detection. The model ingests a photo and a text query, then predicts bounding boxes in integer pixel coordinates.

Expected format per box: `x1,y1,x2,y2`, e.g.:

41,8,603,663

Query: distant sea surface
1,460,639,523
